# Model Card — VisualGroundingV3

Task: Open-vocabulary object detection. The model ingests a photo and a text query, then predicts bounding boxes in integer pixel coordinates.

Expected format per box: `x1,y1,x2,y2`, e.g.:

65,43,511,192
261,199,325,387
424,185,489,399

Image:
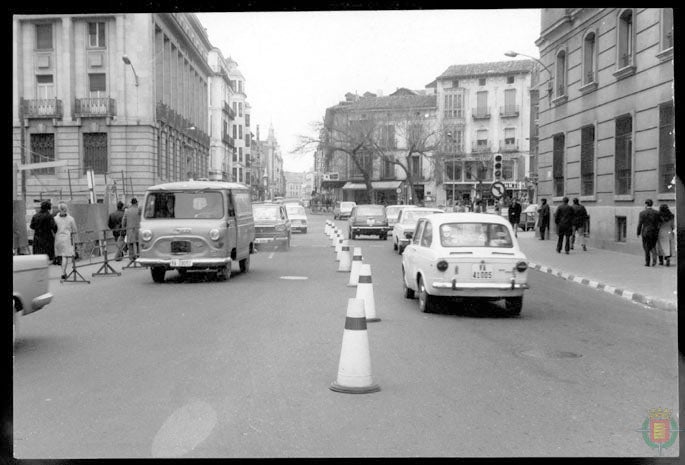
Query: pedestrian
122,198,141,260
30,200,57,263
656,203,675,266
554,196,574,254
538,198,550,240
54,202,78,280
508,197,522,237
637,198,660,267
473,199,483,213
108,201,126,261
570,198,589,251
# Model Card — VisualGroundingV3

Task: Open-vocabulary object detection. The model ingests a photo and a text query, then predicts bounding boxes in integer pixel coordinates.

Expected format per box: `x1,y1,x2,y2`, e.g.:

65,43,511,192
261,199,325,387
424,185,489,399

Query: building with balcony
12,13,212,203
435,59,534,207
228,58,249,184
207,47,235,181
535,8,674,253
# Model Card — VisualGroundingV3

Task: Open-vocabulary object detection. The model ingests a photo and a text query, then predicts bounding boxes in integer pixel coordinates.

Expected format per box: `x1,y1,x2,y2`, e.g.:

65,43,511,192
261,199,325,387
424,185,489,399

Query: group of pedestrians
107,198,141,261
29,200,78,280
531,196,589,254
637,199,675,267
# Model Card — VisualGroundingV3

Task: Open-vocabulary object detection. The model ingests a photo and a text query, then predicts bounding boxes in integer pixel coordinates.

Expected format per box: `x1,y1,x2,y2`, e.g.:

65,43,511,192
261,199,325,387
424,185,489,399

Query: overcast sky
196,9,541,173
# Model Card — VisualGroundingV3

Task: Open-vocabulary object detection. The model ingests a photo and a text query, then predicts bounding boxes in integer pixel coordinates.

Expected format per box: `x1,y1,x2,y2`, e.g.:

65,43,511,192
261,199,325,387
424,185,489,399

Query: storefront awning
320,180,347,188
342,181,403,190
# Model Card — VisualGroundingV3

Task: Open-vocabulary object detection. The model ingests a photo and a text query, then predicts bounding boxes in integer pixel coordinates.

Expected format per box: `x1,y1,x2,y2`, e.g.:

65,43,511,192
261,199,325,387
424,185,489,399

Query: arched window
617,9,634,68
661,8,673,51
583,32,596,85
555,50,566,97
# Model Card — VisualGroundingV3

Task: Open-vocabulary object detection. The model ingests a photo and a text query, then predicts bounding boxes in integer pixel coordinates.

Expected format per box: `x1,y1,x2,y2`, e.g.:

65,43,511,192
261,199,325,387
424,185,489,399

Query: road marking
280,276,308,280
151,400,217,458
268,252,275,259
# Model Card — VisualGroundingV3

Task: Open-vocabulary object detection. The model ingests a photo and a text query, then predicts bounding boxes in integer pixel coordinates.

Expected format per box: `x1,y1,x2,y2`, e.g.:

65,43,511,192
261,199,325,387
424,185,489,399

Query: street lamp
121,55,139,87
504,50,552,101
446,131,456,209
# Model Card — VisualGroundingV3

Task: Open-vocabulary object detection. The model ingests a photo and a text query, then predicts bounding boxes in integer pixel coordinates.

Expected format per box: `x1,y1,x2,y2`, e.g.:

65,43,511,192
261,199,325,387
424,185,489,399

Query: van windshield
144,191,224,219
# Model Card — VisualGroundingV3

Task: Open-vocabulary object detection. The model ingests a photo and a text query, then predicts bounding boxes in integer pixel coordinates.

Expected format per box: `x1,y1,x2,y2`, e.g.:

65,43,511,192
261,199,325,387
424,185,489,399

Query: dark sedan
348,204,389,240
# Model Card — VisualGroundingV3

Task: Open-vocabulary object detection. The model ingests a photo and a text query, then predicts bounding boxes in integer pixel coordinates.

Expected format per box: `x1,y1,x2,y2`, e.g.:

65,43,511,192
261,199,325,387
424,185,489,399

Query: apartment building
434,59,535,207
244,102,252,189
260,124,284,199
535,8,675,252
227,58,248,184
12,13,212,202
207,47,236,181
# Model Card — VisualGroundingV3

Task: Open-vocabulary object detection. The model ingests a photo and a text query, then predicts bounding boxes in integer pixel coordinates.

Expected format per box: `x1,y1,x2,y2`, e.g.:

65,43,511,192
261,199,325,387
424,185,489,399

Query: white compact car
401,213,529,315
392,207,444,254
285,204,308,233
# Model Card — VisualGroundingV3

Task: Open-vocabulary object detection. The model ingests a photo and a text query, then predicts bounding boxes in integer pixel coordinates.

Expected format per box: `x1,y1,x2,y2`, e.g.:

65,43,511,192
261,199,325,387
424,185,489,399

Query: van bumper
136,257,231,268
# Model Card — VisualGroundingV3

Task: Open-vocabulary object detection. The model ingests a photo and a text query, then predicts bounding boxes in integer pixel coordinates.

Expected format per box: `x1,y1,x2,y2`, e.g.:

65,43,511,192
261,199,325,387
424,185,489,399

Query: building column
59,16,73,118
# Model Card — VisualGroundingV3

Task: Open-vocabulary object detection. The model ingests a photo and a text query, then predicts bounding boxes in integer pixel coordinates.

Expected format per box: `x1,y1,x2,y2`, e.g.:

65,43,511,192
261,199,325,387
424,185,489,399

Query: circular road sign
396,187,402,194
491,181,506,198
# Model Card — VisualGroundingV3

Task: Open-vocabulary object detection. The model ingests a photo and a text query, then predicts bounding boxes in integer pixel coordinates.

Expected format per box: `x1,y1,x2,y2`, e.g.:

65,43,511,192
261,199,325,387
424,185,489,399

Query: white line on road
268,252,275,259
151,400,217,458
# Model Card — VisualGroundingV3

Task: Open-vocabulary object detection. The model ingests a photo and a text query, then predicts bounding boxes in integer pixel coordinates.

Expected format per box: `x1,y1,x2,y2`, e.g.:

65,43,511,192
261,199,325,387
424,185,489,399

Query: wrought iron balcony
20,98,63,119
472,109,490,120
74,97,116,117
500,140,519,152
499,105,519,118
223,101,236,120
222,131,235,147
471,141,491,153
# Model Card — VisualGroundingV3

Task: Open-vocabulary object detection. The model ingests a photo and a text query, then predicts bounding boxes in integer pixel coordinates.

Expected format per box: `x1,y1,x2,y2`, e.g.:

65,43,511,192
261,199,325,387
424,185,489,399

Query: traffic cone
347,247,363,286
356,264,379,322
331,230,339,247
335,236,344,260
324,221,329,235
330,298,380,394
337,240,351,272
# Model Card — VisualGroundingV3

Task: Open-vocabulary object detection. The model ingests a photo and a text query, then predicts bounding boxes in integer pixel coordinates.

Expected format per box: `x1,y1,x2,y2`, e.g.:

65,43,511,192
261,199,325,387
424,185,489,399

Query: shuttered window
580,125,595,196
658,102,675,193
83,133,108,174
553,133,565,197
30,133,55,175
614,115,632,194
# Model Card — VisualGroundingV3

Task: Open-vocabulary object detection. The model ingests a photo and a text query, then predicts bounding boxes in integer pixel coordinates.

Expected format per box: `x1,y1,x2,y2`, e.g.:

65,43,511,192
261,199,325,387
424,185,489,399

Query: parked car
13,254,54,343
385,204,413,229
401,213,529,315
137,181,255,283
252,202,292,249
285,203,308,233
519,204,538,231
348,204,389,240
333,201,356,220
392,207,444,254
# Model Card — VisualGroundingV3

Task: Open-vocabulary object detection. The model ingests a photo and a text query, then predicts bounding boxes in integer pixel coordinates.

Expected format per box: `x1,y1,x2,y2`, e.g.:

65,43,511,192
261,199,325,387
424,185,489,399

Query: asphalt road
12,215,680,458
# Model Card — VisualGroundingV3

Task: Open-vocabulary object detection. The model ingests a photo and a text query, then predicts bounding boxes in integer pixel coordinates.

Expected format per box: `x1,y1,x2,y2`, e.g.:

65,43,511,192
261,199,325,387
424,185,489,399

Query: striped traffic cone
335,236,344,261
337,240,351,272
347,247,363,287
331,230,339,247
330,298,380,394
324,221,330,235
356,264,379,322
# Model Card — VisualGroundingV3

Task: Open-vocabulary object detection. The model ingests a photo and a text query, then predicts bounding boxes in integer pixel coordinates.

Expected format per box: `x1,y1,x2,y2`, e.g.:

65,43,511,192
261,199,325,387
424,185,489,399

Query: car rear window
144,191,224,219
401,210,439,224
385,206,402,219
439,222,513,248
286,205,305,216
253,205,281,220
341,202,356,209
356,205,385,216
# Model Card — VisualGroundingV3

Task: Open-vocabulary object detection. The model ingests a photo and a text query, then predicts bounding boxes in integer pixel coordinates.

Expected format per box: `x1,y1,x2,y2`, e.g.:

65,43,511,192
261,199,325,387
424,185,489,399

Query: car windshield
341,202,355,210
385,206,403,219
439,222,513,248
356,205,384,216
253,205,281,220
401,210,438,224
286,205,306,216
144,191,224,219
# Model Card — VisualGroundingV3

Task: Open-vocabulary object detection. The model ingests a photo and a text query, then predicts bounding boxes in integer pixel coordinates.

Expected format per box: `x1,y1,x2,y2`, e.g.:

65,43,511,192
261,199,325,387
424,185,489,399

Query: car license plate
171,259,192,267
367,219,375,225
255,238,272,243
471,264,493,279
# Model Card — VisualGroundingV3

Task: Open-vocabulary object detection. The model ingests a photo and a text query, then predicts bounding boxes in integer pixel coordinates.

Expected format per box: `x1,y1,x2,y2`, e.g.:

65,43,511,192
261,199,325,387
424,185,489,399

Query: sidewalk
516,230,677,312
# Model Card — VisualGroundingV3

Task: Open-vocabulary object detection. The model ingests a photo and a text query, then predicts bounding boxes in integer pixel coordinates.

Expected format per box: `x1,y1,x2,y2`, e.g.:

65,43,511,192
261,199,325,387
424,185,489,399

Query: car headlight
404,231,413,239
209,228,220,241
141,229,152,241
515,261,528,272
275,224,285,231
436,260,448,272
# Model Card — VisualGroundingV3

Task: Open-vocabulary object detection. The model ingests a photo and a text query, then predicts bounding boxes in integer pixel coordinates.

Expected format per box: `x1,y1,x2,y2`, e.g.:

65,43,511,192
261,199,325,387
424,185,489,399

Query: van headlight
515,261,528,272
141,229,152,241
209,228,220,241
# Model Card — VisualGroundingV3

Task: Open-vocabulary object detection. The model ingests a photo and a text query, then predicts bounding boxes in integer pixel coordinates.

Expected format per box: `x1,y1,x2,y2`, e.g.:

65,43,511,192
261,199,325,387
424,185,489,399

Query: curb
528,262,677,312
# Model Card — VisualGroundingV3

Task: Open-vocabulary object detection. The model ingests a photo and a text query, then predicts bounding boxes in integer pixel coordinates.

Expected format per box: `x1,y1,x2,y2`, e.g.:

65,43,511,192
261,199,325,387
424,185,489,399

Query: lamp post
121,55,139,87
446,131,456,209
504,51,552,102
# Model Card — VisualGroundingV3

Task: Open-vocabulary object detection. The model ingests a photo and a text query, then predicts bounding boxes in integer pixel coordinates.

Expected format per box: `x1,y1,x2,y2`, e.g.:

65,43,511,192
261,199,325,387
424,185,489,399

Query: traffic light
493,154,503,180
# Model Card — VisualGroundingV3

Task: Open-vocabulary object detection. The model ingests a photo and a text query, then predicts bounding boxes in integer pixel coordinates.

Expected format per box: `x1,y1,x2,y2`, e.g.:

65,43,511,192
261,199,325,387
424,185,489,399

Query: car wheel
217,265,231,281
398,244,405,255
402,267,415,299
239,255,250,273
505,296,523,315
151,267,166,283
13,299,20,345
177,268,187,281
418,276,435,313
303,228,307,234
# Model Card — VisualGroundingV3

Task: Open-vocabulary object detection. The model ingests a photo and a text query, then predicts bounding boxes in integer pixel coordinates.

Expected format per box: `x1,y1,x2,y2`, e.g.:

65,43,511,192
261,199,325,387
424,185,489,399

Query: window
555,50,566,97
420,221,433,247
379,124,395,148
233,124,237,139
618,9,634,68
478,78,486,86
409,155,420,178
616,216,627,242
440,222,513,248
476,91,488,116
452,79,459,87
658,102,675,193
662,9,673,50
615,115,632,195
239,147,243,163
580,125,595,196
36,74,54,99
444,128,463,153
504,128,516,145
88,22,106,48
238,102,243,117
382,157,394,178
444,90,464,118
232,148,237,163
88,73,106,97
413,220,425,245
583,32,596,84
444,159,462,181
245,113,250,127
245,133,250,147
504,89,516,114
502,160,514,180
232,167,237,182
36,23,52,50
233,102,237,114
83,133,108,174
30,133,55,175
476,129,488,146
239,125,243,140
553,133,565,196
506,75,515,84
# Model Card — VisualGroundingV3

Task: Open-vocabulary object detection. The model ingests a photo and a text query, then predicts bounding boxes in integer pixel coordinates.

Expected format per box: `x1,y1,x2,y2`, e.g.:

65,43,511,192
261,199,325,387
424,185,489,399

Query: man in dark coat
30,200,57,262
508,198,522,237
637,198,660,266
108,201,126,261
554,196,574,254
570,198,589,251
538,198,550,240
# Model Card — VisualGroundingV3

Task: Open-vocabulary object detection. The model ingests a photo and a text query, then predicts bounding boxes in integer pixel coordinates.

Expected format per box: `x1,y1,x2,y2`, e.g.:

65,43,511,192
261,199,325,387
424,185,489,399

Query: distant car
392,207,444,254
285,204,308,233
401,213,529,315
333,201,356,220
348,204,389,240
519,204,538,231
385,204,413,229
13,254,53,343
252,202,291,249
